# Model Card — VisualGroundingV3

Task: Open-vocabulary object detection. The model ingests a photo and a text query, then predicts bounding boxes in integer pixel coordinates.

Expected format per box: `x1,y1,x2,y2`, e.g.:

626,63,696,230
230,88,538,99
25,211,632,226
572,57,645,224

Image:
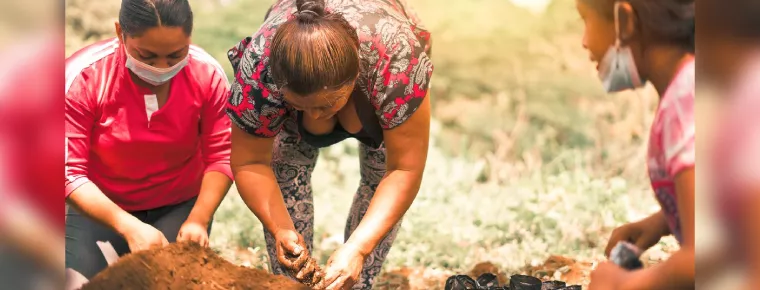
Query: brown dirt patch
82,242,309,290
521,255,597,287
375,267,452,290
468,262,509,286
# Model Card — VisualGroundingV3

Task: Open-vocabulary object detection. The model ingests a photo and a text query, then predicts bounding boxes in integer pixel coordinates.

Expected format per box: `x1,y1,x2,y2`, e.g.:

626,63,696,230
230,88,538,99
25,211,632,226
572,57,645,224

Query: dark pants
64,197,208,279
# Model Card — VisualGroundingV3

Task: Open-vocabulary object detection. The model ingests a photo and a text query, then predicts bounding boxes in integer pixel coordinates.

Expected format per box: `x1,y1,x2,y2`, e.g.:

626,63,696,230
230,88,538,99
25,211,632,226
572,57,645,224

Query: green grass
65,0,679,286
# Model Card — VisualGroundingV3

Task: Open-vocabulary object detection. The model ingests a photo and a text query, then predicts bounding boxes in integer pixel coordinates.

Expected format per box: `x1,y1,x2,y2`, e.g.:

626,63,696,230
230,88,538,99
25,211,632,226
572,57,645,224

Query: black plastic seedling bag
610,241,644,270
509,275,542,290
541,280,567,290
477,273,500,288
444,275,481,290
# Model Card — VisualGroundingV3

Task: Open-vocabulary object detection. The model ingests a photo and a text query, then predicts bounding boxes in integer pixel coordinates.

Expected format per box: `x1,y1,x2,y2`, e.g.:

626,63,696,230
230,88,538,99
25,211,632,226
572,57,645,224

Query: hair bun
296,0,326,22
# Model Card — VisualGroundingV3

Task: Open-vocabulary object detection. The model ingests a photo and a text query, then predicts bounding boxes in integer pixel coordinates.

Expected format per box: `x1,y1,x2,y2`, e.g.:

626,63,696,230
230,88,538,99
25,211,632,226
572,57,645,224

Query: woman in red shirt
64,0,233,279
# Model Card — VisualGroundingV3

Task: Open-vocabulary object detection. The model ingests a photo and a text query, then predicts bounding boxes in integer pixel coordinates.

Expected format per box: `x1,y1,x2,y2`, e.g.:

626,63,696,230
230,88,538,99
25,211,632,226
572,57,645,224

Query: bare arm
741,186,760,289
185,172,232,225
66,183,143,238
623,168,695,290
344,95,431,256
187,70,235,225
230,125,295,235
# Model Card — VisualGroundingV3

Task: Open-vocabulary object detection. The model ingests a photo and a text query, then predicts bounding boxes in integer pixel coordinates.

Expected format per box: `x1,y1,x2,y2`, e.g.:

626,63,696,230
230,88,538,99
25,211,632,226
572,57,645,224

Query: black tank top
296,89,385,149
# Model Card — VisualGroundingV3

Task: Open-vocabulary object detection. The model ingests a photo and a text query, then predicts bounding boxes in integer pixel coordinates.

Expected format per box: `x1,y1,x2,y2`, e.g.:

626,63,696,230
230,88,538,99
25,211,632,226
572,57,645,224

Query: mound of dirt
82,242,309,290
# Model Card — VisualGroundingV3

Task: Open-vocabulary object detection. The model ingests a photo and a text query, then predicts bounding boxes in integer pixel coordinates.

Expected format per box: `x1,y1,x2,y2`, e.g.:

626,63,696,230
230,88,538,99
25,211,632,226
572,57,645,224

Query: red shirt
65,38,233,211
0,32,64,231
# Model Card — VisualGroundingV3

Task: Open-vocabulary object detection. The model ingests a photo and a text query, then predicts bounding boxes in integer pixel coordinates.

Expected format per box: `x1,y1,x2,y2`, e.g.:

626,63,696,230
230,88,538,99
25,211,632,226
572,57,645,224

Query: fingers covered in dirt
296,258,325,289
176,221,210,247
275,229,308,270
272,229,327,288
296,257,317,280
124,221,169,253
309,266,326,288
316,244,364,290
279,244,309,271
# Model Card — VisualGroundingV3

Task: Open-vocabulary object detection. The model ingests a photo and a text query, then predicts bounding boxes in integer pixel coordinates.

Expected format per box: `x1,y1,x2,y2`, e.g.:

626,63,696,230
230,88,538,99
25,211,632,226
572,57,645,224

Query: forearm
186,171,233,225
65,182,139,236
345,169,421,256
233,164,295,234
623,248,695,290
641,210,671,238
745,191,760,289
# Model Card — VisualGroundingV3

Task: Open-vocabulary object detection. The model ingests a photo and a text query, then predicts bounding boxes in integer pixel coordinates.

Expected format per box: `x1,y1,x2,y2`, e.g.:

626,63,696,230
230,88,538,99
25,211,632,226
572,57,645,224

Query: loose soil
82,242,309,290
521,255,595,286
375,256,599,289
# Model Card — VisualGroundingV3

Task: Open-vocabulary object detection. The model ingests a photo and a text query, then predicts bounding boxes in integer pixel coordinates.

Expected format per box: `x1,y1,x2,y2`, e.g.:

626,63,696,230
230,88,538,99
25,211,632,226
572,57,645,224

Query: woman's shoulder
65,38,121,94
660,58,695,115
186,45,229,88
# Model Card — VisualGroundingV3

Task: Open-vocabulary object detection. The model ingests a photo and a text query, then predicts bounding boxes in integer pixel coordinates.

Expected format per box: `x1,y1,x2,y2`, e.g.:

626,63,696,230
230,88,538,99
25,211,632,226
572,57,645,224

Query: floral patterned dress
226,0,433,288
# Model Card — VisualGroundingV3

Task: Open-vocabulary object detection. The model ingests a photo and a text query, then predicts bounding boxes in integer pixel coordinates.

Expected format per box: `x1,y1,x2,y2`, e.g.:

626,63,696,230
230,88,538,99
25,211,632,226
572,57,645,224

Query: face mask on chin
597,2,647,93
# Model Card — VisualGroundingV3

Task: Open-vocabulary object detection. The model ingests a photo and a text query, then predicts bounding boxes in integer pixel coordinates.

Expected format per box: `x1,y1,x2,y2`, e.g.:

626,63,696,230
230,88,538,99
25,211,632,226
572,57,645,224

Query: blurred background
61,0,685,288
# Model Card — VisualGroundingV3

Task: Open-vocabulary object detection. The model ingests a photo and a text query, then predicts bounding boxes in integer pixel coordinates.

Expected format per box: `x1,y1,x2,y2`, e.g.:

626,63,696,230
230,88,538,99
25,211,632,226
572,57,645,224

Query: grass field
65,0,679,287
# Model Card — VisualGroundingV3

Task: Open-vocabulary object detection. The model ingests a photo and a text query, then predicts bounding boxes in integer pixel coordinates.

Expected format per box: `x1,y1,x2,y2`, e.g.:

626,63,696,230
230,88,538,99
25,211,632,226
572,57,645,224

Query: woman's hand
177,220,210,247
605,211,670,257
588,261,632,290
317,244,366,290
275,229,309,271
121,219,169,252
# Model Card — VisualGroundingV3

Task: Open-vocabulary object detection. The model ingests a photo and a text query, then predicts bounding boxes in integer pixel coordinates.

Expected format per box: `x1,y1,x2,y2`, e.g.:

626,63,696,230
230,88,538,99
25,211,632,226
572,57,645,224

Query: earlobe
114,21,126,44
114,22,123,43
616,2,637,42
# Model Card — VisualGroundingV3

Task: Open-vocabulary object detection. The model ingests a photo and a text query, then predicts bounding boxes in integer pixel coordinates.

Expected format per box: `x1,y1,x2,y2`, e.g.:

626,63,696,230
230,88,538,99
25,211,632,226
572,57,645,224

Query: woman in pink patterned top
575,0,695,289
699,1,760,287
226,0,433,289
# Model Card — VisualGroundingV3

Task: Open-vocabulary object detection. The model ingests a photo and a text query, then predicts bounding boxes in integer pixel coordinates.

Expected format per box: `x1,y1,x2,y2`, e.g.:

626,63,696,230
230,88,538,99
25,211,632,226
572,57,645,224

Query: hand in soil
275,229,308,270
273,229,324,288
317,244,365,290
293,257,325,289
604,214,667,257
177,220,210,247
123,221,169,252
588,261,631,290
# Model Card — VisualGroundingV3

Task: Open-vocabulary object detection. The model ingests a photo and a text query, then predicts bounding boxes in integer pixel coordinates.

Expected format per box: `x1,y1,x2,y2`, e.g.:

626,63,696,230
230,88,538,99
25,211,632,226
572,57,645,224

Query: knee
65,243,107,279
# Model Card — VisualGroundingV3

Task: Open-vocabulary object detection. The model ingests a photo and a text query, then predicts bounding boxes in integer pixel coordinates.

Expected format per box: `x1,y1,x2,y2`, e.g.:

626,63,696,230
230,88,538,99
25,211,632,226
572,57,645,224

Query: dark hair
583,0,694,52
119,0,194,36
270,0,360,96
699,0,760,41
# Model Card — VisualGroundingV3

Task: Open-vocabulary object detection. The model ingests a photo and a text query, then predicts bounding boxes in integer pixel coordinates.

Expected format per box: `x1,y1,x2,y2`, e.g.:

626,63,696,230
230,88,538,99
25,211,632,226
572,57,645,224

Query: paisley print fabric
263,116,401,289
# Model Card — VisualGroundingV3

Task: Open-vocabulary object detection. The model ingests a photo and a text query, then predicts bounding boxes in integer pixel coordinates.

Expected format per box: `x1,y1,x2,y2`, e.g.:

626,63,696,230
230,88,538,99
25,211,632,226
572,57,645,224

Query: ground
82,242,309,290
65,0,680,289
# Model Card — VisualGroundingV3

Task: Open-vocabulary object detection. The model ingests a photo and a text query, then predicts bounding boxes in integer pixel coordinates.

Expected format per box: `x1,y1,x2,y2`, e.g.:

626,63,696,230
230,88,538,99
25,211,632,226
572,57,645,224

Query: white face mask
597,2,646,93
124,46,189,86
